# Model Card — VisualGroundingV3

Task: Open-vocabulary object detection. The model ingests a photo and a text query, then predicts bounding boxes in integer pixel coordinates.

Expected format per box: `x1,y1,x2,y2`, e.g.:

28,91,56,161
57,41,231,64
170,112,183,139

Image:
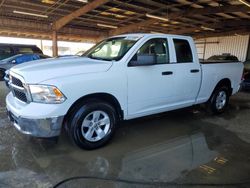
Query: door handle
190,69,200,73
162,71,173,75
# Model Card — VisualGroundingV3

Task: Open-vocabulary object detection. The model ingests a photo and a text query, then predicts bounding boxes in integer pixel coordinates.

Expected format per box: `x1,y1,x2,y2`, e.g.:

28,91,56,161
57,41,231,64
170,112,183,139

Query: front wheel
208,86,230,114
66,100,117,150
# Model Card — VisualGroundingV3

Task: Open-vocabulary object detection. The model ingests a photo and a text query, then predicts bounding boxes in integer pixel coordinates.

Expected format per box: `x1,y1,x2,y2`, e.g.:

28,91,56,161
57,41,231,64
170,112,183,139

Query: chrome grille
13,89,27,102
9,75,28,103
12,77,23,87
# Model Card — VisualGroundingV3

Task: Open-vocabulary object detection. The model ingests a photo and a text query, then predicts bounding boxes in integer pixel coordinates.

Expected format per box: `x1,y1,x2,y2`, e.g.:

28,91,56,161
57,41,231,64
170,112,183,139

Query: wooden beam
2,3,135,28
52,31,58,57
194,28,250,39
0,0,5,8
0,18,106,42
110,19,156,36
0,18,105,36
110,4,249,36
0,28,102,42
136,19,250,38
53,0,109,31
171,20,250,35
170,5,250,18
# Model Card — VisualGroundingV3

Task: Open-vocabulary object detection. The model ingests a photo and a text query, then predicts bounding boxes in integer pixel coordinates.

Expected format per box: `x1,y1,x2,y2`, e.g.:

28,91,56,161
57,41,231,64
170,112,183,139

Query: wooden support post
40,40,43,52
52,30,58,57
202,38,207,61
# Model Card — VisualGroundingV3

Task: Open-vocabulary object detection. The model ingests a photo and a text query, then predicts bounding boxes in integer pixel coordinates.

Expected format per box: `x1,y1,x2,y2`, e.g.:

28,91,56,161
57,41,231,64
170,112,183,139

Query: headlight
29,85,66,104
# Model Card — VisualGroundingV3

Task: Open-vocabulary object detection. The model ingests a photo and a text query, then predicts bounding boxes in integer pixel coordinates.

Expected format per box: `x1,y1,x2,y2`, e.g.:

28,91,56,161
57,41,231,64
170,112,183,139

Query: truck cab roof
114,33,192,39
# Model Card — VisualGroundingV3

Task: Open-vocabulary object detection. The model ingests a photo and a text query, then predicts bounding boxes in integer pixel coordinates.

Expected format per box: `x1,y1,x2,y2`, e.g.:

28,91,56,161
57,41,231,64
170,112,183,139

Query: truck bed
200,60,241,64
196,61,243,104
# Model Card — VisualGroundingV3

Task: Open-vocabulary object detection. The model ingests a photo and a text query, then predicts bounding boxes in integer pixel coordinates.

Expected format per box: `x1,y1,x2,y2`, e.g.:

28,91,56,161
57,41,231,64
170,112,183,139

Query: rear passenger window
173,39,193,63
17,47,34,53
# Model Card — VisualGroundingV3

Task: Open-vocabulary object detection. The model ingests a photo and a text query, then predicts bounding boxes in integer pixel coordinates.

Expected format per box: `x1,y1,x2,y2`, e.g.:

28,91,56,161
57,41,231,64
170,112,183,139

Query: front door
127,38,177,118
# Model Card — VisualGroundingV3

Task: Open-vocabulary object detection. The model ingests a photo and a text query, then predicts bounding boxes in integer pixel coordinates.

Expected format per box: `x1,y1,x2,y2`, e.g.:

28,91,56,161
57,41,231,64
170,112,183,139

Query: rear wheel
66,100,117,150
208,86,230,114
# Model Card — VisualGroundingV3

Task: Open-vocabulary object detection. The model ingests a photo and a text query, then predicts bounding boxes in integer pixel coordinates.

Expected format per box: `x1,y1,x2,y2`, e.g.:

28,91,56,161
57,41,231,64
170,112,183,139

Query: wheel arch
211,78,233,98
65,92,124,122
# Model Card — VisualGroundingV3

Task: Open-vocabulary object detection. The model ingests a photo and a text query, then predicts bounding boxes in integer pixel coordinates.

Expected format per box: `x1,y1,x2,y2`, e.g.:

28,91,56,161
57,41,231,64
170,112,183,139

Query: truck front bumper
6,93,64,138
7,110,64,137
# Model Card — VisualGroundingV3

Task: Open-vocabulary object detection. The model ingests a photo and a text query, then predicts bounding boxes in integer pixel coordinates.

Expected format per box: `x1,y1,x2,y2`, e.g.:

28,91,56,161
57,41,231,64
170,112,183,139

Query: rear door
169,37,201,104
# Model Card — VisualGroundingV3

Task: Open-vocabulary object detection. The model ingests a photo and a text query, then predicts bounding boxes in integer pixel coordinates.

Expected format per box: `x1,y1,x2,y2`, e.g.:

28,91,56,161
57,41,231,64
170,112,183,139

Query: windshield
83,37,139,61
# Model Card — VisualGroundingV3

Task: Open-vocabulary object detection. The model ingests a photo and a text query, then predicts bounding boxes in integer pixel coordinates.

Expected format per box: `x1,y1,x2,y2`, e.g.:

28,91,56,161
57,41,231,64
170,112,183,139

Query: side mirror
129,54,156,67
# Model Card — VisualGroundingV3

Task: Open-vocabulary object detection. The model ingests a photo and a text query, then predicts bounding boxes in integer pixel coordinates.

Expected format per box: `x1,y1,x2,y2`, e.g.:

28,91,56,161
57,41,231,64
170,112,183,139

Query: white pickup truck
6,34,243,149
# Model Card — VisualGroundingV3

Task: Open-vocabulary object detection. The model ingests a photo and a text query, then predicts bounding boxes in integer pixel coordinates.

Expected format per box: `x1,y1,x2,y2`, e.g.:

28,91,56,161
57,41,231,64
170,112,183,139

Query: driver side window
137,38,169,64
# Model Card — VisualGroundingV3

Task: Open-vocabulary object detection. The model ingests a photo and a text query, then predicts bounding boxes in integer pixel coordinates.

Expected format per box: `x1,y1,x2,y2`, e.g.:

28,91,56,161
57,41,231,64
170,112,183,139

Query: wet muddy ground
0,82,250,188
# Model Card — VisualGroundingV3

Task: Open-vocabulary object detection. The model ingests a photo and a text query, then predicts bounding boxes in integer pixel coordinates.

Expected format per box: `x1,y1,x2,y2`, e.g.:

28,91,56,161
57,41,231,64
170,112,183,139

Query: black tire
208,86,230,114
66,100,117,150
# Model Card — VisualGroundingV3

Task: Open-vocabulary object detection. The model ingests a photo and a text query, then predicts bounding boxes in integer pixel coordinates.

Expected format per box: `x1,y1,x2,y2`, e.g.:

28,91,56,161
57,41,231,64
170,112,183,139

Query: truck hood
10,57,113,83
